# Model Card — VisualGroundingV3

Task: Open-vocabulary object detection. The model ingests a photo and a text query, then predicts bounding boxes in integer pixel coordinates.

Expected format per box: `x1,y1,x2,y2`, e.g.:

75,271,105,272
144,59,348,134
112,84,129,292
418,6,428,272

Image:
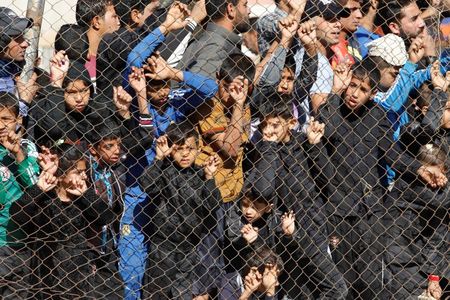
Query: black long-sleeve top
8,185,116,295
138,159,222,253
8,185,115,248
315,94,395,217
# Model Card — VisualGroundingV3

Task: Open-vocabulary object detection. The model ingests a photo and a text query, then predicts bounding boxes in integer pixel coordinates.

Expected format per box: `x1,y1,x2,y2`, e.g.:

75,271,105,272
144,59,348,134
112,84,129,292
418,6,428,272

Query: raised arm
125,2,191,76
144,52,218,111
423,61,450,132
209,78,248,159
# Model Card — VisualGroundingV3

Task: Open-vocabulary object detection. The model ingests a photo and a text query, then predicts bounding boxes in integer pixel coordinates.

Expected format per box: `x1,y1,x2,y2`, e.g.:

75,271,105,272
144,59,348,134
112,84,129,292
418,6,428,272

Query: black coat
316,95,395,217
224,201,348,299
9,186,115,297
31,88,117,146
386,173,450,295
139,159,222,253
247,132,319,211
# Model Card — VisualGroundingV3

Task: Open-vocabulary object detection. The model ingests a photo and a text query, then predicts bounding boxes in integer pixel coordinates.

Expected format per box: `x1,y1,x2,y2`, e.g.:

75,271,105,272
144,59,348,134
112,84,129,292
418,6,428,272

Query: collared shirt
178,22,242,79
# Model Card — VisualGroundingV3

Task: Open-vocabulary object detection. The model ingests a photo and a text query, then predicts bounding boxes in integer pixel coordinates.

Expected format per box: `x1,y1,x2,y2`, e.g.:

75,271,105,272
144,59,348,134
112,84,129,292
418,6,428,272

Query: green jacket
0,139,39,247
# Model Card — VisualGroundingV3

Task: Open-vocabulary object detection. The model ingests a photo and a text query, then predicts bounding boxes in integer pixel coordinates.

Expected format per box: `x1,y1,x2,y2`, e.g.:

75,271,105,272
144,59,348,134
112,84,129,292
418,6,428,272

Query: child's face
0,108,19,139
379,65,400,90
147,81,171,107
261,116,294,143
99,5,120,34
64,80,90,113
91,138,121,166
441,101,450,129
277,68,295,95
170,137,198,168
59,159,87,189
344,76,373,110
241,198,271,223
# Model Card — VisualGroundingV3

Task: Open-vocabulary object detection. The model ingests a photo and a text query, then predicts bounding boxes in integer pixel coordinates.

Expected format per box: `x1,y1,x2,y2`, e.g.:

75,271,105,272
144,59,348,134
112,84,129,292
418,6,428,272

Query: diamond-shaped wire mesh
0,0,449,299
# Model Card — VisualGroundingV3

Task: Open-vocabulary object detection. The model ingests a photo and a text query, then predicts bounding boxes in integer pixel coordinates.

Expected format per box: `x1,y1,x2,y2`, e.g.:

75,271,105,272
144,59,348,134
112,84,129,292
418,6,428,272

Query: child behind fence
138,123,222,299
0,92,39,298
221,246,283,300
9,143,116,298
86,125,126,299
221,177,348,300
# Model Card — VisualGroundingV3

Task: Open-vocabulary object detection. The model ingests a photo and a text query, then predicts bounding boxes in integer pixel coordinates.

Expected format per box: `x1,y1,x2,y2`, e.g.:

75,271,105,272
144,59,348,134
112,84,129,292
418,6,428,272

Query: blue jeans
118,223,148,300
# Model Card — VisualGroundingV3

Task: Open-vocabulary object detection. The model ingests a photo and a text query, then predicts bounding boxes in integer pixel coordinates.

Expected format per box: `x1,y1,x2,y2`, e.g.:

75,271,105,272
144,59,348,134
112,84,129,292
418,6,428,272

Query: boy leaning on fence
86,125,126,299
222,174,348,300
309,59,401,298
75,0,120,89
0,92,39,298
221,246,283,300
9,143,116,298
187,53,254,298
138,123,222,298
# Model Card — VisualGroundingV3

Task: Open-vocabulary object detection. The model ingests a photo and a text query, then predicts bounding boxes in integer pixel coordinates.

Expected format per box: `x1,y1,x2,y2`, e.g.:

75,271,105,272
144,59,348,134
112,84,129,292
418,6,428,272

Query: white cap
367,34,408,67
248,4,276,18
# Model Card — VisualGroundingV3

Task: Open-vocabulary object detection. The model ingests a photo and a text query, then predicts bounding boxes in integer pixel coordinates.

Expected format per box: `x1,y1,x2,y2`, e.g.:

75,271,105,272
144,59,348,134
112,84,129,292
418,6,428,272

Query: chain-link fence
0,0,449,299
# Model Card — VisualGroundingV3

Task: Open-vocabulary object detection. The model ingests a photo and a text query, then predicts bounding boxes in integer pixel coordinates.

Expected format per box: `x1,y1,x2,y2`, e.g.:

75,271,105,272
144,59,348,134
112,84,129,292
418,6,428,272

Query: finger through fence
0,0,449,299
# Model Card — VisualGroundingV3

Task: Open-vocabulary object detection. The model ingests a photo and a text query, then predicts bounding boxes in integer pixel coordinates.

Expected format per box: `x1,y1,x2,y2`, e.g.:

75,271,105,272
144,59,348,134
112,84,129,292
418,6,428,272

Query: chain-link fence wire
0,0,449,299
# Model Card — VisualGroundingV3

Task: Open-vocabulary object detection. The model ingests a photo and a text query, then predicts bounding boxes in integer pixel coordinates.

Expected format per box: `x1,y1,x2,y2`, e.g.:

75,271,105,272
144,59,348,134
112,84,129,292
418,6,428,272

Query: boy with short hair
222,180,348,299
119,15,218,295
312,59,396,298
75,0,120,88
86,125,125,299
247,92,334,266
0,91,39,297
138,123,222,298
96,0,159,95
221,246,283,300
188,53,254,298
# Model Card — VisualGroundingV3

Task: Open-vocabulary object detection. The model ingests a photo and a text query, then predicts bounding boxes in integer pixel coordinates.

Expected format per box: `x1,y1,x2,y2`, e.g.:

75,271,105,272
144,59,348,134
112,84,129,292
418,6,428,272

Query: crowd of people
0,0,449,298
